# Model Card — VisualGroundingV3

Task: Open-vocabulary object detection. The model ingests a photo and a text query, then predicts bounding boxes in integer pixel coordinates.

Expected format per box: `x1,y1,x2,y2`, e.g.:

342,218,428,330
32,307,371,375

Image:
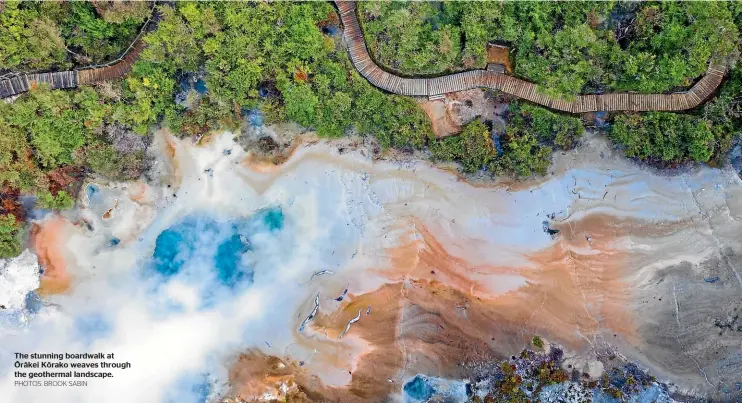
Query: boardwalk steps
335,0,726,114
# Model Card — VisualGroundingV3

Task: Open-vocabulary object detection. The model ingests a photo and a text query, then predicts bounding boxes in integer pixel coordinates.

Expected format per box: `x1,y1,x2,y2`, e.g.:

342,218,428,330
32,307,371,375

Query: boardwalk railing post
332,0,726,114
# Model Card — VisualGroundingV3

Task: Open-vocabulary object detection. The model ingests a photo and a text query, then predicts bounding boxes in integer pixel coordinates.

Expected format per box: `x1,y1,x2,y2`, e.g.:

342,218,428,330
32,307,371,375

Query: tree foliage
609,67,741,164
431,120,496,173
359,1,740,99
613,3,739,92
612,113,714,163
432,102,579,178
0,214,22,259
0,1,67,70
60,2,142,63
360,2,462,74
494,132,552,178
509,103,583,150
119,1,433,146
2,86,106,169
0,120,42,192
36,191,75,211
0,0,145,70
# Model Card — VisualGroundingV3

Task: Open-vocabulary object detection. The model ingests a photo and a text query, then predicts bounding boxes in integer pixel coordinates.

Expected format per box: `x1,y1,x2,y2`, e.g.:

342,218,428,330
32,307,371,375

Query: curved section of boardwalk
76,42,146,85
0,44,143,99
336,1,725,113
0,9,155,99
1,1,727,112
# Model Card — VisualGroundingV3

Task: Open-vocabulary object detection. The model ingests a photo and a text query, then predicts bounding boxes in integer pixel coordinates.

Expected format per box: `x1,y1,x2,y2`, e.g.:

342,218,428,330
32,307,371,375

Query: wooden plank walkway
76,41,146,85
0,6,157,99
0,71,78,99
0,45,143,99
335,0,726,113
1,1,728,113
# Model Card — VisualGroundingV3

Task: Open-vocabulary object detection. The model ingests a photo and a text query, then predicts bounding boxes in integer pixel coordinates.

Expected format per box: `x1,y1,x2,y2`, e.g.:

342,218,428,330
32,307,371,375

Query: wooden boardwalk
76,41,146,85
336,1,726,113
0,71,77,98
0,6,157,99
1,1,727,112
0,48,144,99
0,39,146,99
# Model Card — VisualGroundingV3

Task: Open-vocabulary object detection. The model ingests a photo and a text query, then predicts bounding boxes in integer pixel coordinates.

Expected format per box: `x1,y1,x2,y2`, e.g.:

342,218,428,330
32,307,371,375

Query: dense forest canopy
0,0,740,258
0,0,149,70
359,1,741,99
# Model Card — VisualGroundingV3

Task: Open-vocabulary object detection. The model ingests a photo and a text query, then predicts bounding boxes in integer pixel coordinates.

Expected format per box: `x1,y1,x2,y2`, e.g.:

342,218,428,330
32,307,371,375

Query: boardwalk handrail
75,3,158,72
1,0,728,111
0,5,159,99
334,0,726,113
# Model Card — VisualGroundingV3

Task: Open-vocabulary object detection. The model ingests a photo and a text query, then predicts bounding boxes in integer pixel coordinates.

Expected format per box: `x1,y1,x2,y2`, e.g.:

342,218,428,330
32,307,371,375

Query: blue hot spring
148,206,284,291
403,375,435,402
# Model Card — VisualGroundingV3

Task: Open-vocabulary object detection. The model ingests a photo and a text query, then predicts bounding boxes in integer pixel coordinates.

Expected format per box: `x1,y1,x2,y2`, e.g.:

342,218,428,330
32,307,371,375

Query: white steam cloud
0,131,740,403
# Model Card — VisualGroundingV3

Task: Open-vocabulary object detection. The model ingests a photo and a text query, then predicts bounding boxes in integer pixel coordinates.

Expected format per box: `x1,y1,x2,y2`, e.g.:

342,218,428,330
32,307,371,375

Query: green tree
60,1,142,63
2,86,105,169
431,103,576,178
687,121,715,163
610,112,719,164
0,1,67,70
84,142,145,181
495,131,552,178
36,191,75,211
113,62,177,134
140,5,204,73
0,214,22,259
94,1,151,24
352,76,434,150
513,103,583,150
316,91,352,138
432,120,497,173
532,335,544,349
282,83,318,128
359,1,464,74
0,120,42,191
614,2,739,93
